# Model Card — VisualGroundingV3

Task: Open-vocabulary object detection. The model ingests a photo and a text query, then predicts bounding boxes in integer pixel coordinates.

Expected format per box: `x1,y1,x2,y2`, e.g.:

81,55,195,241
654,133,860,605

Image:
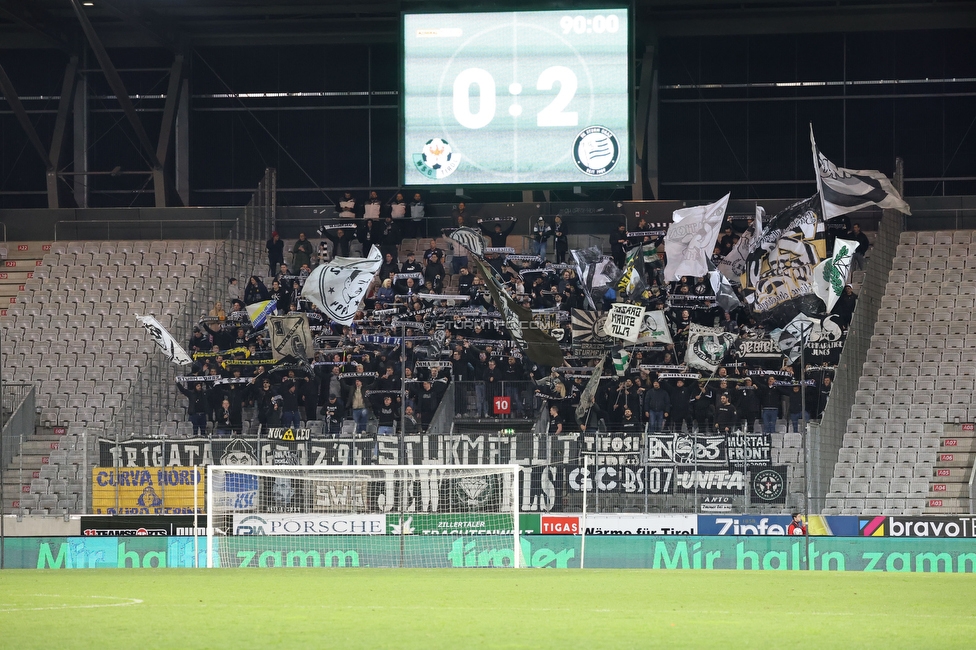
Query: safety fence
113,169,276,438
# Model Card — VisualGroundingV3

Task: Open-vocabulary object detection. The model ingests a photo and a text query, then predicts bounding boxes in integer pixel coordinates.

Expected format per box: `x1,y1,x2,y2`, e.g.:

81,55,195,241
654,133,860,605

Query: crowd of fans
174,193,861,439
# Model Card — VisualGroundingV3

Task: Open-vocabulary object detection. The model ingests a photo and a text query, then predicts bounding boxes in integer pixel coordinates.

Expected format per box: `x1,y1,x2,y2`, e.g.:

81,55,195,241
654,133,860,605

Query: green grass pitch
1,570,974,648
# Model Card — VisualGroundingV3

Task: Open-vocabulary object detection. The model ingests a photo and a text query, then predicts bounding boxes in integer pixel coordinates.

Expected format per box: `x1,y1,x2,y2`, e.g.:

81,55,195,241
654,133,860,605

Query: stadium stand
0,240,215,514
825,230,976,516
0,197,880,518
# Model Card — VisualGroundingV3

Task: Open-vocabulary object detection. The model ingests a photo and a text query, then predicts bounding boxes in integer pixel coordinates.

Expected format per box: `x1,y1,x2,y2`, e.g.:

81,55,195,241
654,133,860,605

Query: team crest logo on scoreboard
573,126,619,176
413,137,460,179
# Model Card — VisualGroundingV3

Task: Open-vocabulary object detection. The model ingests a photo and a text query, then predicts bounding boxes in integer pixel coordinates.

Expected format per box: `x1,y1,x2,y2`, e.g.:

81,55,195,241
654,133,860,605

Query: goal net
207,465,522,568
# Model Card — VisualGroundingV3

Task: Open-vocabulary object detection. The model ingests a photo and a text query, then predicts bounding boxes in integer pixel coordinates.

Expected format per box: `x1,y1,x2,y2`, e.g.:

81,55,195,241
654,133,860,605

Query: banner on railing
565,465,752,496
98,432,771,511
644,433,771,468
91,467,205,515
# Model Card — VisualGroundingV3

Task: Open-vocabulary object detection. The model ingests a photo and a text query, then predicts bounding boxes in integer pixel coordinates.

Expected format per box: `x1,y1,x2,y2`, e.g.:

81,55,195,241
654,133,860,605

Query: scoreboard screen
401,8,631,186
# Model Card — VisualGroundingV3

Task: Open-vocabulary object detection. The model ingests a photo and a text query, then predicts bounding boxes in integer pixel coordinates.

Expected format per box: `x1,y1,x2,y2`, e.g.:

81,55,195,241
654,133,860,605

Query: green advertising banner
382,513,540,535
3,536,208,569
4,535,976,571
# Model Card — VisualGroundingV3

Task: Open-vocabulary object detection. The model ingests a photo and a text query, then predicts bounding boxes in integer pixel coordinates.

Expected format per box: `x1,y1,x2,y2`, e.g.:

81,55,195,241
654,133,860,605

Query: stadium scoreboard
401,8,631,187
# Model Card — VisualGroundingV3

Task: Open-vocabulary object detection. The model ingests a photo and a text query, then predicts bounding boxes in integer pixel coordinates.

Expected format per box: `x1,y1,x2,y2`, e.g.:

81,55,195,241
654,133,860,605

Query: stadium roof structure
1,0,974,50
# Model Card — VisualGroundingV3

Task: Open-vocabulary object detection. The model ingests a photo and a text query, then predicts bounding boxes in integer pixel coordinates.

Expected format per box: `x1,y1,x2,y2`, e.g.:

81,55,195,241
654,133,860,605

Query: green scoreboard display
401,8,631,187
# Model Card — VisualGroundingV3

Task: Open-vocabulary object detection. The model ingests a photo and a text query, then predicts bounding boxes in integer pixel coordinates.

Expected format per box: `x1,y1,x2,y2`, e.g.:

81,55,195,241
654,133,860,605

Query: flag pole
801,327,811,570
580,408,589,570
399,321,406,460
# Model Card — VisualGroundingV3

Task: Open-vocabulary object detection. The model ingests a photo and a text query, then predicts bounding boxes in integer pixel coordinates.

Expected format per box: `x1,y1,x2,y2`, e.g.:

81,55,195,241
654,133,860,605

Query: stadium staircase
825,230,976,516
0,239,215,514
0,241,47,305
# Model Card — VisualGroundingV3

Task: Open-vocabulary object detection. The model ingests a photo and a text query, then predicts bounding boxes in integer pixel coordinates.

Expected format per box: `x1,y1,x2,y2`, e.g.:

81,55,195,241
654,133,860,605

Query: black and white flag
716,204,764,283
268,315,314,361
811,124,911,220
447,227,486,258
571,247,620,310
138,315,192,365
302,245,383,325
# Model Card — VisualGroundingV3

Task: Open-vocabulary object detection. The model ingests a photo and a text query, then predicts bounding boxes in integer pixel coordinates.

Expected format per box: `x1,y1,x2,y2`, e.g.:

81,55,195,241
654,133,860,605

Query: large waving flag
246,299,277,329
813,238,857,312
740,194,826,327
571,247,620,310
302,245,383,325
472,254,565,368
447,226,486,258
811,124,911,220
716,204,764,284
575,353,606,423
137,315,192,365
663,193,730,281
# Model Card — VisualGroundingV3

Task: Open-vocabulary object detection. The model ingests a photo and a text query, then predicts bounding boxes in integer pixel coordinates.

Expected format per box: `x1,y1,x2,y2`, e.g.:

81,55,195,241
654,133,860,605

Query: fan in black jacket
321,394,345,436
244,276,270,305
478,218,517,248
177,381,210,436
552,216,569,263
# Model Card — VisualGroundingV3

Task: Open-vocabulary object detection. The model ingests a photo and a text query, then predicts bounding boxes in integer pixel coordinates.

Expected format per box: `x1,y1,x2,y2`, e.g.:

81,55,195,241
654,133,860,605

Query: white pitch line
0,595,143,613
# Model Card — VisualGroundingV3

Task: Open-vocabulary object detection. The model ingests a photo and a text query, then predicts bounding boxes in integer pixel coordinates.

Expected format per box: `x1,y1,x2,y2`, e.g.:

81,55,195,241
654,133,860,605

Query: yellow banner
91,466,205,515
192,346,251,360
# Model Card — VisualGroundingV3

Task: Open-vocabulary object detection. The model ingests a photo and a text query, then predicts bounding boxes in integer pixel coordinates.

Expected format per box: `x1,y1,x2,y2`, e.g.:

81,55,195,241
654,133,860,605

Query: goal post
206,464,522,569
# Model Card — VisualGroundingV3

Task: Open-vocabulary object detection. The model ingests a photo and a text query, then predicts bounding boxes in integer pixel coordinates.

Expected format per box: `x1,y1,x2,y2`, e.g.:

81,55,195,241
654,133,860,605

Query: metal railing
425,385,455,436
1,383,34,474
113,168,276,438
452,380,541,420
53,219,240,242
1,384,35,520
969,460,975,515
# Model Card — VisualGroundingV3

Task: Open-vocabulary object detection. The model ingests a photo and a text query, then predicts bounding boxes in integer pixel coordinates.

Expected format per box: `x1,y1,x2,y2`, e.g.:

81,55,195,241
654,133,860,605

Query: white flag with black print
636,309,674,345
810,124,911,220
302,245,383,325
663,193,730,281
813,238,857,312
603,303,645,343
137,315,192,366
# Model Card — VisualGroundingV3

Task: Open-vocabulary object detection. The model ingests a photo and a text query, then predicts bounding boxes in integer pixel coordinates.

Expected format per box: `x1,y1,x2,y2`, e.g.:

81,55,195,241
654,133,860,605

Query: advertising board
231,514,385,536
583,514,697,535
859,516,976,538
8,535,976,571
